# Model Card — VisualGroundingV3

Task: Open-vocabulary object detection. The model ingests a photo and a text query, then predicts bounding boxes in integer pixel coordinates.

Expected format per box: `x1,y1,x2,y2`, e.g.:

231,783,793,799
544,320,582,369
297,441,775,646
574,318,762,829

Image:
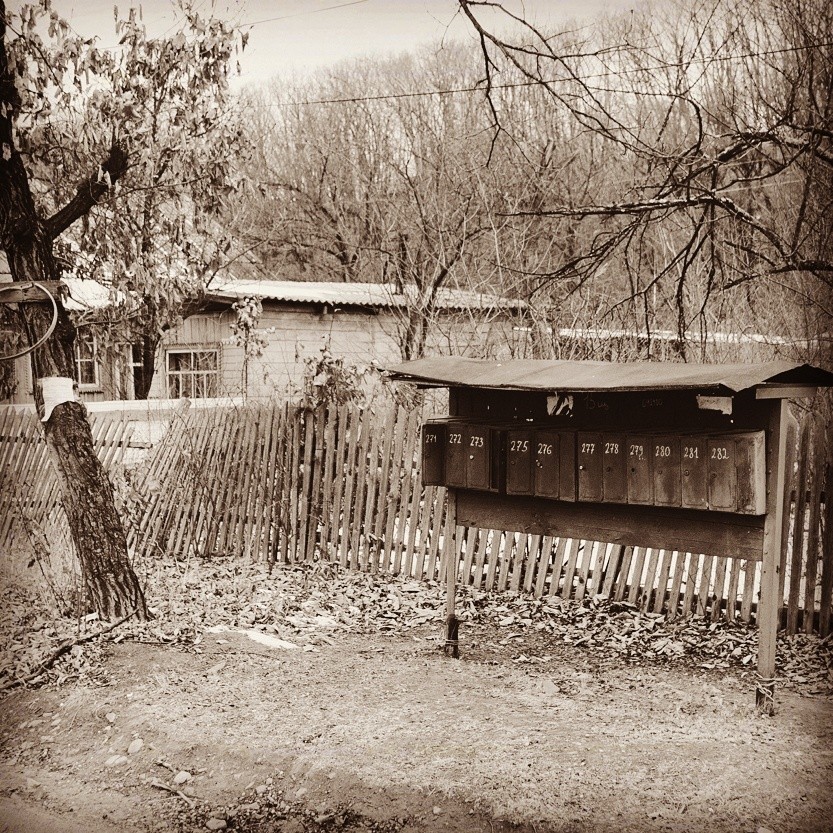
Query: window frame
74,332,101,392
165,345,221,400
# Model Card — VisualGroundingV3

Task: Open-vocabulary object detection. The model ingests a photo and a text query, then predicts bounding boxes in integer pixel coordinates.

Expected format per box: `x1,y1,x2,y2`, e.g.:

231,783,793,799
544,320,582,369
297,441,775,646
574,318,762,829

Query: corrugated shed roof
517,324,831,347
207,280,525,311
383,357,833,393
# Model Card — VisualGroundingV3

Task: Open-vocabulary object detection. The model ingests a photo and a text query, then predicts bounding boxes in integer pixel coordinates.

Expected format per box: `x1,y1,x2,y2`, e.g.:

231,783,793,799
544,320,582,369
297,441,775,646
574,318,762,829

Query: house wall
150,304,520,400
149,305,404,400
2,302,520,406
5,343,127,405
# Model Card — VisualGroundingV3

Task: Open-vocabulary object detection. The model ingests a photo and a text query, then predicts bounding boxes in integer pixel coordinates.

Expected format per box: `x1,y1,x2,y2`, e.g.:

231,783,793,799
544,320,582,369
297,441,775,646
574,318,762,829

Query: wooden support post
445,489,459,658
757,397,789,714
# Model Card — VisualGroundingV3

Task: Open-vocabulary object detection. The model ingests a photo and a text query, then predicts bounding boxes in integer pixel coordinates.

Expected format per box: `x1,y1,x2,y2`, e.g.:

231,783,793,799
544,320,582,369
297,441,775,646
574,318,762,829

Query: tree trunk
1,7,148,621
134,333,159,400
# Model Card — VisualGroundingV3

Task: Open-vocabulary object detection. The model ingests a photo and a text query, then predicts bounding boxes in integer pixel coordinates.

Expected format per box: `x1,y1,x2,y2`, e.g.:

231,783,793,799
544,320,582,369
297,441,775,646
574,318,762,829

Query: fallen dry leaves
1,556,831,697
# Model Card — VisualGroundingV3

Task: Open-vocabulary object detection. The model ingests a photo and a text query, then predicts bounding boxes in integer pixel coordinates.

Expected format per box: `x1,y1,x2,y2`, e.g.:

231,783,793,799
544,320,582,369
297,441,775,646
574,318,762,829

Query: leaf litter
1,556,831,698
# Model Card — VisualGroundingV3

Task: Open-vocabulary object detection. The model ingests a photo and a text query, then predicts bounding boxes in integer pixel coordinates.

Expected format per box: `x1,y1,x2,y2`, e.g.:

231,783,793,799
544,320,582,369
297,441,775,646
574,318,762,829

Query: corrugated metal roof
1,267,522,313
515,324,831,347
207,280,525,311
383,357,833,393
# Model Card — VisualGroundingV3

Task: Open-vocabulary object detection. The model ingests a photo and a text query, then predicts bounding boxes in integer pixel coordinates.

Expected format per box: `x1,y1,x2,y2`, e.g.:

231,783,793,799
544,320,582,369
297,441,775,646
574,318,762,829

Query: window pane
75,336,98,387
168,352,190,371
195,352,216,371
166,349,218,399
78,360,96,386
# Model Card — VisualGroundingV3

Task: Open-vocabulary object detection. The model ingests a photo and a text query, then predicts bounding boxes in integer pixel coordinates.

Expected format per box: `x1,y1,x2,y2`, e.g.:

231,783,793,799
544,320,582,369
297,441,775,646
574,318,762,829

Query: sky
13,0,640,87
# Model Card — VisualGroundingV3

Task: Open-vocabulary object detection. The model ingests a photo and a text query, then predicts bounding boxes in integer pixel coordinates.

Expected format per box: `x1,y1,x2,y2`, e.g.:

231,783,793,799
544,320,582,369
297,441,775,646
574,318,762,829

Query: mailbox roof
383,358,833,393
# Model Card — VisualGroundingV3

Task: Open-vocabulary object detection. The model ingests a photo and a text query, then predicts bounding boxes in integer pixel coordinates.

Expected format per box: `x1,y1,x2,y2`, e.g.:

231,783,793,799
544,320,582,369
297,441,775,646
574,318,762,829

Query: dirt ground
1,612,832,833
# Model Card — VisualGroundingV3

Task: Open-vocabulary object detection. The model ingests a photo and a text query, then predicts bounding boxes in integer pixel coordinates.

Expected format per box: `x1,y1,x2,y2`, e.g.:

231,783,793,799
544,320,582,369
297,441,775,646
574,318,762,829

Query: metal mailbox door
578,432,603,502
735,431,766,514
506,429,534,495
559,432,577,502
465,423,492,490
602,434,626,503
680,436,708,509
653,435,681,507
533,430,561,499
707,435,737,511
421,422,446,486
444,422,467,488
626,435,653,504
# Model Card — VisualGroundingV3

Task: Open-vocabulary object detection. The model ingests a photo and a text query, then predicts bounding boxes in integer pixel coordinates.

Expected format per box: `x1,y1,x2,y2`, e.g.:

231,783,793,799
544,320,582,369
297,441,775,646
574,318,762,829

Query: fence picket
508,533,525,593
394,408,421,576
652,549,672,614
524,535,542,595
357,415,383,570
277,402,294,564
612,545,633,601
639,547,660,612
548,537,568,597
381,407,407,574
666,551,685,619
681,553,700,616
819,462,833,637
349,416,373,569
803,437,824,633
472,528,489,590
712,553,728,621
787,424,812,632
338,409,361,568
317,407,338,565
696,555,715,616
534,535,554,597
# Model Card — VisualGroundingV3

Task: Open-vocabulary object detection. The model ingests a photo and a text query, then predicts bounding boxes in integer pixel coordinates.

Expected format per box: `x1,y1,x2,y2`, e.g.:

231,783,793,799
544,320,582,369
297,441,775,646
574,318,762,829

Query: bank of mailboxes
422,420,766,515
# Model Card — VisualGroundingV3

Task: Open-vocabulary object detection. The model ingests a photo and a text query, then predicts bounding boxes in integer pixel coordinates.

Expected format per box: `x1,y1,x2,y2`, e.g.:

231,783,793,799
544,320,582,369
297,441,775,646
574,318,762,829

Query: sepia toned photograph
1,1,831,831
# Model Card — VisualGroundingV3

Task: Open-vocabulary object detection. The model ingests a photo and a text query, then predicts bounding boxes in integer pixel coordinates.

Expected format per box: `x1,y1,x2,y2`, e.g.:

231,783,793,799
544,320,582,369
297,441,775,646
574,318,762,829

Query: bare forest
230,0,831,365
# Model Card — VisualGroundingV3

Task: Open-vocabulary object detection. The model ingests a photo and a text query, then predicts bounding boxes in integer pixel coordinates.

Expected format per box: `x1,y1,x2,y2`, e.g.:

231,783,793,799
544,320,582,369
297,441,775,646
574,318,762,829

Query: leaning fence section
0,408,133,555
2,400,830,635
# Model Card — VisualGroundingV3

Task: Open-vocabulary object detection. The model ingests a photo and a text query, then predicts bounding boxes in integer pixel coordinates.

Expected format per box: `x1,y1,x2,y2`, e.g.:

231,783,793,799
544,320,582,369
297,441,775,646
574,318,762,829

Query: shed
162,280,525,400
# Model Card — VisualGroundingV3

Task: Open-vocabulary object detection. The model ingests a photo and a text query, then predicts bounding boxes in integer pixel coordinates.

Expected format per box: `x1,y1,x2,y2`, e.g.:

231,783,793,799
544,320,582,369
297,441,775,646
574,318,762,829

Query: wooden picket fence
2,401,831,635
0,407,133,554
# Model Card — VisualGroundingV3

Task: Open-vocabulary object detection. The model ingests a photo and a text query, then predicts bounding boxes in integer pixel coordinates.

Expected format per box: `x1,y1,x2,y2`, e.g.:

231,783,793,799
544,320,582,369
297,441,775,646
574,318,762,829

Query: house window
75,333,100,390
166,348,219,399
130,342,147,399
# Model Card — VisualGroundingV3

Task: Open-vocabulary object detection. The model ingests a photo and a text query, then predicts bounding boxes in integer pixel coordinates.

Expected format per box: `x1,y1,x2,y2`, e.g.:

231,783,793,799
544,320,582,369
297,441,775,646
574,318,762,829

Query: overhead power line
241,0,371,28
268,40,833,107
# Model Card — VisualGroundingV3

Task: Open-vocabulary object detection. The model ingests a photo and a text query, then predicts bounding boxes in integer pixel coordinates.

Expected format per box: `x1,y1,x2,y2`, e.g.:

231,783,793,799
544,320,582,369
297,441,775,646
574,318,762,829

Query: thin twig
149,779,197,809
0,608,138,693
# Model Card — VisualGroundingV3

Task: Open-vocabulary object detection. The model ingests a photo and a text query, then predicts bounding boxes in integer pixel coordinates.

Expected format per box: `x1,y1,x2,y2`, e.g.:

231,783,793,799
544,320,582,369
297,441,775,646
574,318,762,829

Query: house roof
0,253,115,313
3,263,523,315
60,277,119,311
383,357,833,393
205,280,525,311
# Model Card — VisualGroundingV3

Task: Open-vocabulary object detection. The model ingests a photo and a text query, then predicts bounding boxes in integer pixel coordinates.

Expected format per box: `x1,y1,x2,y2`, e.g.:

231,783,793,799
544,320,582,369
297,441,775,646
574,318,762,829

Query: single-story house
1,269,527,404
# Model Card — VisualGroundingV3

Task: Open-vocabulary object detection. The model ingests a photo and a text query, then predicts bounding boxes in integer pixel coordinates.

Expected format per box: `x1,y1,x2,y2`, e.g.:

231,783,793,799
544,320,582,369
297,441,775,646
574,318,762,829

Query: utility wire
242,0,370,28
268,40,833,107
98,0,371,47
